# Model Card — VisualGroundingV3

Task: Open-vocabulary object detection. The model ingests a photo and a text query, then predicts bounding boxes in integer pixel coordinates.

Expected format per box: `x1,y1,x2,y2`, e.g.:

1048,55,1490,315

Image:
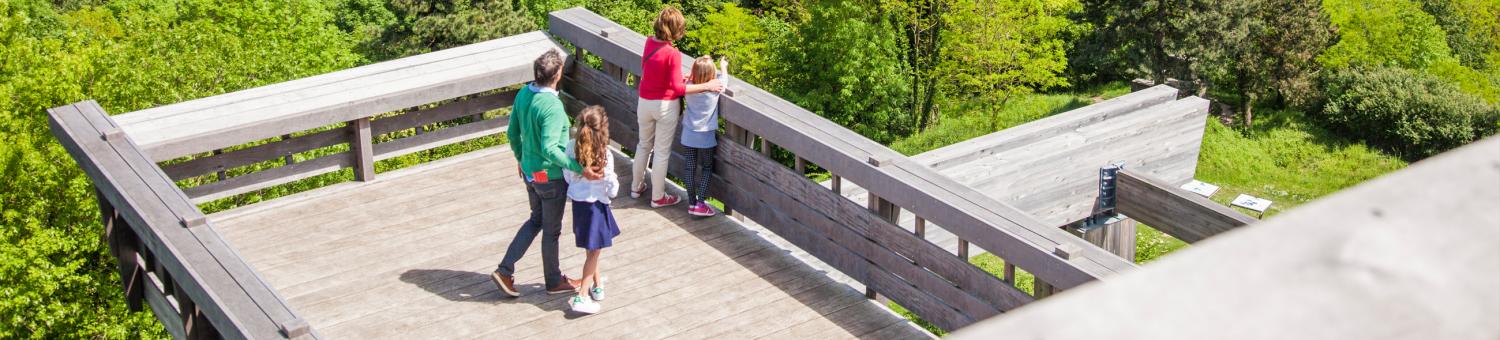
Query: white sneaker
589,286,605,301
570,295,601,314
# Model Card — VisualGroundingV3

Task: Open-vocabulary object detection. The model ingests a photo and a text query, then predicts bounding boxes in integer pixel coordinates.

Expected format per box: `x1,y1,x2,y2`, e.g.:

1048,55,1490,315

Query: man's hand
581,166,604,180
517,165,526,181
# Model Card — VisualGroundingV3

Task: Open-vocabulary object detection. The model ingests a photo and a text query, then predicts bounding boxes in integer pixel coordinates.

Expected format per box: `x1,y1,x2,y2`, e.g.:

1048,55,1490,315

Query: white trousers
632,98,680,200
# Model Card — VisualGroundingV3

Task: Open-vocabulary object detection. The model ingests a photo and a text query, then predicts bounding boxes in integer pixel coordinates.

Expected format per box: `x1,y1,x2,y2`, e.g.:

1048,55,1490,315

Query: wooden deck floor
208,147,933,339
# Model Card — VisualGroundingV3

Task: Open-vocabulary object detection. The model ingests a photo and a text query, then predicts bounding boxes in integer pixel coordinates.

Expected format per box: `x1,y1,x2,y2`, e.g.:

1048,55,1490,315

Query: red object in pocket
532,170,549,183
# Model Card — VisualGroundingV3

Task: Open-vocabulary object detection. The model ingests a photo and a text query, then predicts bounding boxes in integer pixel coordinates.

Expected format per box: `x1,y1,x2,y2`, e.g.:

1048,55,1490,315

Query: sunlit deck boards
206,147,932,339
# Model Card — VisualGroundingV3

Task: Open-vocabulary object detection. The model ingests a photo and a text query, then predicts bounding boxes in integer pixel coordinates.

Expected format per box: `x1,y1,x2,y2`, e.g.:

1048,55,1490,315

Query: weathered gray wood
208,149,930,338
183,152,353,204
115,32,562,161
372,116,509,162
1074,218,1138,261
350,118,374,181
161,128,346,181
564,61,1037,319
369,90,516,137
48,101,311,339
951,136,1500,340
1117,170,1257,243
548,9,1131,292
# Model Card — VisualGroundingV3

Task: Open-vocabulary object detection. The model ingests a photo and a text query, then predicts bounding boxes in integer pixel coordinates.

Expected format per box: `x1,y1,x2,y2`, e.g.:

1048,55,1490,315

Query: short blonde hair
653,7,685,42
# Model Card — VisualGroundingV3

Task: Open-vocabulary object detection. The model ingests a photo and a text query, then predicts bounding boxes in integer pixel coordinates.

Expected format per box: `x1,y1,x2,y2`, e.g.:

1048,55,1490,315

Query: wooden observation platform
46,7,1499,340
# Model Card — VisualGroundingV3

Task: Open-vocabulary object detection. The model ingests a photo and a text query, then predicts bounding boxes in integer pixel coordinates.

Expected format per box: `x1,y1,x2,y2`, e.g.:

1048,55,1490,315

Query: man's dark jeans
496,179,567,288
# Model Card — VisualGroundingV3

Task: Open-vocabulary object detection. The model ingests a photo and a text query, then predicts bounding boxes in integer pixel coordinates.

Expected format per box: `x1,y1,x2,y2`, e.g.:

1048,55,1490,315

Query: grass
883,87,1409,336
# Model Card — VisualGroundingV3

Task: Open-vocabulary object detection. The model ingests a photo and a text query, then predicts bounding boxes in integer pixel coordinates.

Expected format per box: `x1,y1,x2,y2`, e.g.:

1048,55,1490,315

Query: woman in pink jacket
632,6,723,208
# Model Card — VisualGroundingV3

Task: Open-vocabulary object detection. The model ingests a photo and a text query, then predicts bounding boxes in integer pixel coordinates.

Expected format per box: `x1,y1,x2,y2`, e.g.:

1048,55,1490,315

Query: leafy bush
1319,66,1499,159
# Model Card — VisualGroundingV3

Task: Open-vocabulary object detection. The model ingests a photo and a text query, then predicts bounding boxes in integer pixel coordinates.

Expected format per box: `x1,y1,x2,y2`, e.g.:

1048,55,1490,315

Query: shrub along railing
49,32,564,338
548,7,1136,331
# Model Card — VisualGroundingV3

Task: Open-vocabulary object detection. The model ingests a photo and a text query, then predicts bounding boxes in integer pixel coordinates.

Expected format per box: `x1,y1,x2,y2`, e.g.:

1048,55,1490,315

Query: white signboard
1179,180,1220,197
1231,194,1273,213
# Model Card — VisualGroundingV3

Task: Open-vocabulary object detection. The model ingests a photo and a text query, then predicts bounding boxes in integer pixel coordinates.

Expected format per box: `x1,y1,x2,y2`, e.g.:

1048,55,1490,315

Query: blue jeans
496,180,567,288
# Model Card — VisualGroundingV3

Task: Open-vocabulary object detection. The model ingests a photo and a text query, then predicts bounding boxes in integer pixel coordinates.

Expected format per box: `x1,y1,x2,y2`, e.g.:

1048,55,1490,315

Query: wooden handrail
1117,170,1257,243
548,6,1132,293
548,7,1140,330
49,101,314,339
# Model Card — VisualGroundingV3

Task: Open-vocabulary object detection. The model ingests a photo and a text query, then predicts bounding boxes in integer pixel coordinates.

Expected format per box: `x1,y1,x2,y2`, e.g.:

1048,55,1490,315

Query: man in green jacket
493,49,602,297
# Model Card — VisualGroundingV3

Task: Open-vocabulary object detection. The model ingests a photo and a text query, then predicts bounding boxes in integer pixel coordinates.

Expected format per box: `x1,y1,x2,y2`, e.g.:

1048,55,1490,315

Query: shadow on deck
206,147,932,339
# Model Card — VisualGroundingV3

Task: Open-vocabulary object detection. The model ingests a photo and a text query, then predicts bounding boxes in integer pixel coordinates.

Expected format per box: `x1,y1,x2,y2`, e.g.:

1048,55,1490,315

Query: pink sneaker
688,202,716,217
650,195,682,208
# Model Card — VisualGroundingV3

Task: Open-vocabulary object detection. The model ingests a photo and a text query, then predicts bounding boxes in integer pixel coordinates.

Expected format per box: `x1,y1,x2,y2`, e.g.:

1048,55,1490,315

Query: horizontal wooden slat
370,90,516,136
373,116,509,161
183,152,352,204
548,7,1135,290
49,101,312,339
950,137,1500,340
117,32,562,161
160,128,347,181
1117,169,1257,243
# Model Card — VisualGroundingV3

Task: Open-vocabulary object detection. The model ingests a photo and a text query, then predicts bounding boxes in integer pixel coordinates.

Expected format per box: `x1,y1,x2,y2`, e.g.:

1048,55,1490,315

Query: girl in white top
562,106,619,314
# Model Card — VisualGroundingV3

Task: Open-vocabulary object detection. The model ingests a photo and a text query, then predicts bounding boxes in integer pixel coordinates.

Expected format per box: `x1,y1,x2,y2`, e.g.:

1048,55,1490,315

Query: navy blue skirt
572,200,621,250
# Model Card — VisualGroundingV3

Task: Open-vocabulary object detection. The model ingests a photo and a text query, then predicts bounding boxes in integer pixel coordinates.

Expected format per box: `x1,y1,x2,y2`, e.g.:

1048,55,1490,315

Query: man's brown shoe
492,271,519,298
546,275,577,295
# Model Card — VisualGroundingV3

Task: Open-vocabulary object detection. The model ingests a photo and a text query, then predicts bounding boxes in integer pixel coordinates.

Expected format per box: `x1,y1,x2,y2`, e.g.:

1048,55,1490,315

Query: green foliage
1,0,360,336
1420,0,1500,71
683,4,776,83
775,0,912,143
343,0,537,61
941,0,1079,130
1319,66,1498,159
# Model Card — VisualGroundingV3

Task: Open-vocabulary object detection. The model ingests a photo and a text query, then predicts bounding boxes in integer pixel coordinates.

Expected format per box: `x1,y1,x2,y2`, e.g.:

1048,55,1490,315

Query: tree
941,0,1078,130
776,0,913,143
1204,0,1334,127
1320,66,1499,159
1,0,361,336
684,3,774,84
1419,0,1499,72
348,0,538,61
1318,0,1453,70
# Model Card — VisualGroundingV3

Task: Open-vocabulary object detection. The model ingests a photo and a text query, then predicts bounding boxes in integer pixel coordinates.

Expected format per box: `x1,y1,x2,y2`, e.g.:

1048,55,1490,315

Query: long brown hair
575,105,610,173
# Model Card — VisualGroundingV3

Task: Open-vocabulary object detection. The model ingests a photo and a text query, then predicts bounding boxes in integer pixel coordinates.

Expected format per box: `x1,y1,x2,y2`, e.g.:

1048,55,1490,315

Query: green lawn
884,87,1408,336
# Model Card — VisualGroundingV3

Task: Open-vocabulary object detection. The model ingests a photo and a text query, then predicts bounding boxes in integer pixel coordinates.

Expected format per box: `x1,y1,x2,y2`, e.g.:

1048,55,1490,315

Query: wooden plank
1117,169,1256,243
183,151,353,203
48,101,305,339
371,116,508,162
122,33,562,161
710,141,1027,319
350,118,374,181
369,90,516,136
951,136,1500,340
160,127,346,181
115,35,545,125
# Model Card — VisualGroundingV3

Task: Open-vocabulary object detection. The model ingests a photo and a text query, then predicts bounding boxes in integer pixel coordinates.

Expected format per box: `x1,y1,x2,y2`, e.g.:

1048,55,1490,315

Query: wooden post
350,117,375,181
1003,263,1016,285
759,137,771,157
831,175,842,194
865,193,901,302
281,134,295,165
914,217,926,238
212,149,226,181
794,156,805,175
958,239,970,260
1071,218,1139,261
1035,281,1056,298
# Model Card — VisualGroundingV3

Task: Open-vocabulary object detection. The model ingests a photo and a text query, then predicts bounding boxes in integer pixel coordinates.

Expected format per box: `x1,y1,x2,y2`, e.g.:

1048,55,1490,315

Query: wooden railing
161,90,517,203
50,101,313,339
50,32,562,338
548,7,1136,331
1117,170,1257,243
